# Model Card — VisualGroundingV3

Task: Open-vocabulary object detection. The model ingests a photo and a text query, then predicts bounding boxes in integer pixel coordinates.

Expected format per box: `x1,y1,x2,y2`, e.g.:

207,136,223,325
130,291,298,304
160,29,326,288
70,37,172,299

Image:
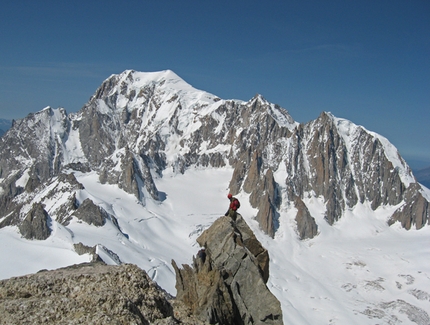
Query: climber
225,193,240,221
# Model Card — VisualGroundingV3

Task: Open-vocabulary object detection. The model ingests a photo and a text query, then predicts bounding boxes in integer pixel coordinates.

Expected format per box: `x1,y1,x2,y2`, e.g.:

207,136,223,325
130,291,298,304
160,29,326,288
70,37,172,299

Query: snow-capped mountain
1,70,429,324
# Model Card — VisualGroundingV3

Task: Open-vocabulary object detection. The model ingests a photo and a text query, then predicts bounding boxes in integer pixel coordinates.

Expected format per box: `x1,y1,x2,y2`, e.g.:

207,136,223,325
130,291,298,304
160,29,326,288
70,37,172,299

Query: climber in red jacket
225,193,240,221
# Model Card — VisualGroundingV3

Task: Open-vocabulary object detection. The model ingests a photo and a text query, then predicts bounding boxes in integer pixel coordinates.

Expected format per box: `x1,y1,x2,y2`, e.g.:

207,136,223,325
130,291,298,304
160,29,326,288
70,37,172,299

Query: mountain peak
250,93,267,103
114,69,194,92
90,69,221,116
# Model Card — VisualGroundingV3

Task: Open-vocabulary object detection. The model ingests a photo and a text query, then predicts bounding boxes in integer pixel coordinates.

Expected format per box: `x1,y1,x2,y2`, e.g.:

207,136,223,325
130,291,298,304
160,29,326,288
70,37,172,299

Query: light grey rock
173,215,282,325
0,262,207,325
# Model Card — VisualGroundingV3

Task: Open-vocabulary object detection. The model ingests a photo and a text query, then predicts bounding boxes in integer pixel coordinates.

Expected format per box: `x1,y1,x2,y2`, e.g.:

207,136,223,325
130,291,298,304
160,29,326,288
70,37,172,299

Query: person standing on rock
225,193,240,221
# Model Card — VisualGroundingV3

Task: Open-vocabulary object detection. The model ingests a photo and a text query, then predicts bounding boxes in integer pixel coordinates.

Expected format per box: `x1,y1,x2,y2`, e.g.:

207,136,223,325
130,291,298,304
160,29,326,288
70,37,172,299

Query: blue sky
1,1,429,165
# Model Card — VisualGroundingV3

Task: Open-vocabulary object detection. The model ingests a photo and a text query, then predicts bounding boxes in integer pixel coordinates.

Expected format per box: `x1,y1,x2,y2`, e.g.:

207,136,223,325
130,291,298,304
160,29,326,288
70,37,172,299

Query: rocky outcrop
18,202,51,240
294,196,318,240
72,198,109,227
388,184,429,229
73,242,102,262
173,215,282,325
0,262,207,325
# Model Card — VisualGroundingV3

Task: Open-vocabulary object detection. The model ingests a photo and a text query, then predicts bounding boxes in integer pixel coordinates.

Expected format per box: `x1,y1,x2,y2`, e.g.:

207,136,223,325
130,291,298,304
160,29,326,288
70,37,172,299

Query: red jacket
230,198,240,211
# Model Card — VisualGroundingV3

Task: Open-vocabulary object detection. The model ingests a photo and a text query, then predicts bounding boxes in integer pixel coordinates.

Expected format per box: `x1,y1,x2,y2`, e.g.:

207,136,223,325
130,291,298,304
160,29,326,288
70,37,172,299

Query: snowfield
1,167,429,325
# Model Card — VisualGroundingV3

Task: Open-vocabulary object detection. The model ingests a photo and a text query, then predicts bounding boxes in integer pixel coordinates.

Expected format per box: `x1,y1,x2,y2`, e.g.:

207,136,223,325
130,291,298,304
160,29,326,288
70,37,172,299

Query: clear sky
1,1,429,165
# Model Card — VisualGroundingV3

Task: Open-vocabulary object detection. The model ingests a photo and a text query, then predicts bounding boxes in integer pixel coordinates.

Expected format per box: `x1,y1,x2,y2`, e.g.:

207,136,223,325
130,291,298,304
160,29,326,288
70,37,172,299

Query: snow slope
1,167,429,325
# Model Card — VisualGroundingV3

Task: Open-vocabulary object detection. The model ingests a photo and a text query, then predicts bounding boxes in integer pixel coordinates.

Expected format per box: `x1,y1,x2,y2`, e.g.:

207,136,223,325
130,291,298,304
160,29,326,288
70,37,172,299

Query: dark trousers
228,209,237,221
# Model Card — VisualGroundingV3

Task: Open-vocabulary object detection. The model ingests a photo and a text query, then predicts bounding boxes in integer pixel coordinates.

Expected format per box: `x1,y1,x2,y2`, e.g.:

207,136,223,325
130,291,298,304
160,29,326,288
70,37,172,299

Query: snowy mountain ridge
333,114,415,187
0,70,429,324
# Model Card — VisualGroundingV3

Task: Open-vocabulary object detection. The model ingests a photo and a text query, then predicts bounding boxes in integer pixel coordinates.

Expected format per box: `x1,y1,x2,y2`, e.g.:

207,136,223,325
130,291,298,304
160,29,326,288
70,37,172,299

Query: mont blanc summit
0,70,429,324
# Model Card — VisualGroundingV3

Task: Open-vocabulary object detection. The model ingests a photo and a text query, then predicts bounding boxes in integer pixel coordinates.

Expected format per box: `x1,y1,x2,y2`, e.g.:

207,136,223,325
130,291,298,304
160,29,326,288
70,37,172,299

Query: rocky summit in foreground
0,262,202,325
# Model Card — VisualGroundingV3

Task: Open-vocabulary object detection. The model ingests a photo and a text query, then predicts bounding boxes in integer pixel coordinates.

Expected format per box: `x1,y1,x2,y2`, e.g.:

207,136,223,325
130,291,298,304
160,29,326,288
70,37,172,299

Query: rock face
173,215,282,325
0,262,206,325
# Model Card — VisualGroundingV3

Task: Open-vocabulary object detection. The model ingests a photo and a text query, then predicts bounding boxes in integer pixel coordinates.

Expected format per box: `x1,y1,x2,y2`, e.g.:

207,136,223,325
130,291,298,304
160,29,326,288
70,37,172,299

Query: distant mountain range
1,70,427,234
0,70,429,324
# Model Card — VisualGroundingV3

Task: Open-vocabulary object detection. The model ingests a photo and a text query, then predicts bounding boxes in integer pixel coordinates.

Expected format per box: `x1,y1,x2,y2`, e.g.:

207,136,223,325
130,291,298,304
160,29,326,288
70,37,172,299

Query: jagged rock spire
173,215,282,325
